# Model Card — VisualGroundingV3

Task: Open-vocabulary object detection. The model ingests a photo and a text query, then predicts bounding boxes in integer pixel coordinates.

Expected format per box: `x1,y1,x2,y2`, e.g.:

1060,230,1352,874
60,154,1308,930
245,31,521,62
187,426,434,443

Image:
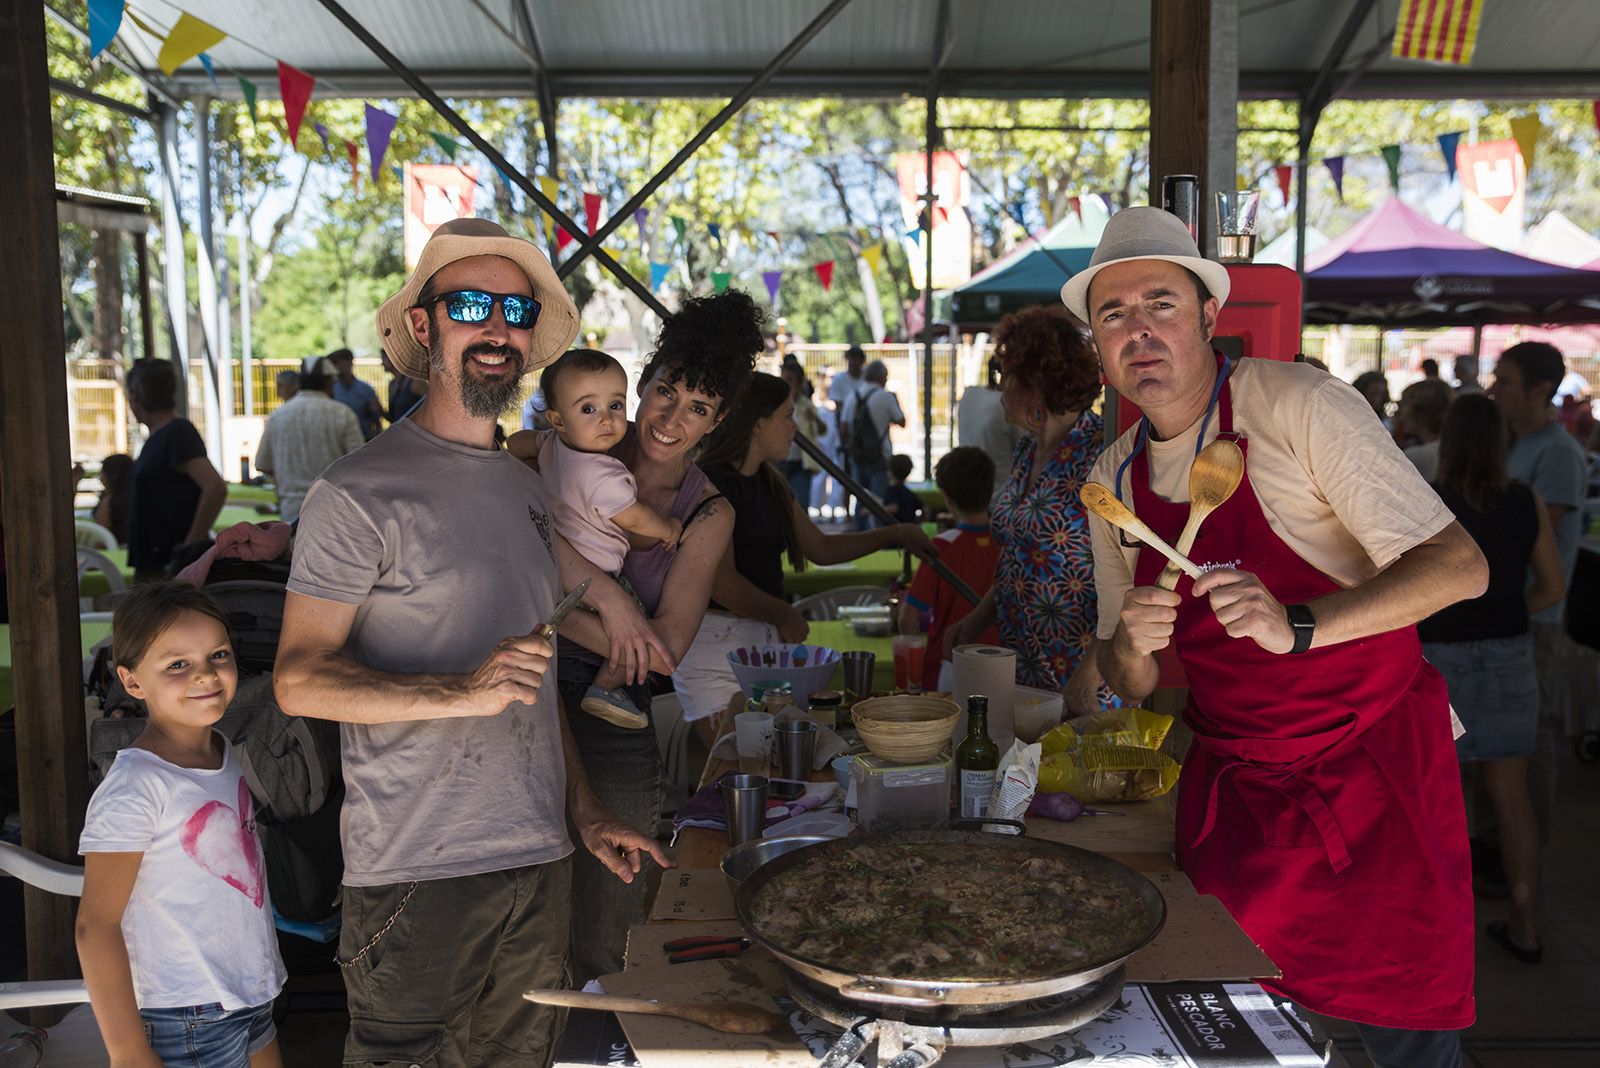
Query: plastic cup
735,711,775,774
1215,190,1261,264
892,635,928,692
722,773,770,846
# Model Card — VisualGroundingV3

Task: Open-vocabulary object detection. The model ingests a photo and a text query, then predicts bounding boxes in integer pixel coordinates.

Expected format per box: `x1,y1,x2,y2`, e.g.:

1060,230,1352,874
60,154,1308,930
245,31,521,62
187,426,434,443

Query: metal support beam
49,77,154,121
237,208,255,417
135,229,155,362
512,0,561,179
921,0,950,479
156,101,191,407
1,0,92,1000
556,0,856,279
194,94,226,467
311,0,668,317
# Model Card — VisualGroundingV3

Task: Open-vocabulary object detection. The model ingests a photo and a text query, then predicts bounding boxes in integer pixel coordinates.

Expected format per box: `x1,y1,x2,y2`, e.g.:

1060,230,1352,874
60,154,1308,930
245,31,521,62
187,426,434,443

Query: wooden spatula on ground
1079,482,1204,580
522,988,788,1035
1155,439,1246,591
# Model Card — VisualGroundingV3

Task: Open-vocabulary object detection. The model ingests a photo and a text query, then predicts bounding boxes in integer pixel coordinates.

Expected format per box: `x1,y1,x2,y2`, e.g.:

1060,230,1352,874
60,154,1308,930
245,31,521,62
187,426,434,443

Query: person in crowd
841,359,906,531
274,219,668,1065
254,362,364,523
809,379,846,520
680,371,932,727
326,348,384,441
274,369,299,404
1351,369,1391,426
1421,357,1442,381
92,453,134,544
124,359,226,581
957,356,1022,509
511,290,747,983
1397,377,1454,478
535,348,685,730
77,582,286,1068
883,454,925,523
1491,341,1589,842
898,446,1001,690
828,344,867,496
1453,355,1483,394
1075,206,1486,1068
943,305,1109,712
778,361,824,514
1419,393,1564,966
380,347,425,424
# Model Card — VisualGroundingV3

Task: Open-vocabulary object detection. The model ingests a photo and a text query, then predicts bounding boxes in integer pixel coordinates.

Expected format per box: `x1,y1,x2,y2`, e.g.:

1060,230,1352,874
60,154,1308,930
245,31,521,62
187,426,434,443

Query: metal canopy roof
117,0,1600,101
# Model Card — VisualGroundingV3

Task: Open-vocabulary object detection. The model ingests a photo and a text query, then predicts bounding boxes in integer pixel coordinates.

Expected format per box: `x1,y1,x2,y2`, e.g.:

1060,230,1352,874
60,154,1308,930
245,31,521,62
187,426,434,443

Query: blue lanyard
1113,355,1232,502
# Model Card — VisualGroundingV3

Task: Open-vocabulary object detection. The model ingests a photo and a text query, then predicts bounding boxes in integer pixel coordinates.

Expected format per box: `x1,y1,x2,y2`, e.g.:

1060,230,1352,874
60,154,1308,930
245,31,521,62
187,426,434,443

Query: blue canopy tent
948,199,1110,327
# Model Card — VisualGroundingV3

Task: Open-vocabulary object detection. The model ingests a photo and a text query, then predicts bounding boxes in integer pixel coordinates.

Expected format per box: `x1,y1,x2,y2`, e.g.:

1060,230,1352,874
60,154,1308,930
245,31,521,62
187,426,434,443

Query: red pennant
935,205,950,223
556,226,574,252
277,61,315,149
1275,164,1294,205
346,141,360,190
767,230,781,243
583,191,602,235
1593,100,1600,135
1068,195,1083,224
813,260,834,290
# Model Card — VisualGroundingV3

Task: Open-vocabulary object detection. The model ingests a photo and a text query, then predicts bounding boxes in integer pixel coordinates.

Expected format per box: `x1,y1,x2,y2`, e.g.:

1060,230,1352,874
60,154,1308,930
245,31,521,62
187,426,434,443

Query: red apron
1123,359,1474,1029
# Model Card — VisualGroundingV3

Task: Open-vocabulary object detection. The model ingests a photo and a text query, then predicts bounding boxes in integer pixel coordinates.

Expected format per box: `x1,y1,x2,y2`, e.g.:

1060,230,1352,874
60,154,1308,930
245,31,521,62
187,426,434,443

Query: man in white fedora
275,218,669,1066
1071,207,1487,1068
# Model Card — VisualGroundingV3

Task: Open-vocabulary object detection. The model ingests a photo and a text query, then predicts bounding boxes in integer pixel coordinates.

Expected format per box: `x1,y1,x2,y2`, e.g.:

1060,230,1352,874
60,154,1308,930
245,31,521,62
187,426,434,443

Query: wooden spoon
1079,482,1203,580
522,989,788,1035
1156,439,1246,591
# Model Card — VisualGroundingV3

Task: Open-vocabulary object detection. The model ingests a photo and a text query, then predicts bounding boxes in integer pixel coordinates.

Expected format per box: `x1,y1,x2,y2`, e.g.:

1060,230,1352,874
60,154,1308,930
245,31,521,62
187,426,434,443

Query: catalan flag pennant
1392,0,1482,66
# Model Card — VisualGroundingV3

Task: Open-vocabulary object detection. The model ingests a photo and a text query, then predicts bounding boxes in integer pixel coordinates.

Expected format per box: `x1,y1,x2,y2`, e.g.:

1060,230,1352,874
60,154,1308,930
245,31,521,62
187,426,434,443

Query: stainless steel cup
774,719,818,799
722,773,770,846
841,651,876,699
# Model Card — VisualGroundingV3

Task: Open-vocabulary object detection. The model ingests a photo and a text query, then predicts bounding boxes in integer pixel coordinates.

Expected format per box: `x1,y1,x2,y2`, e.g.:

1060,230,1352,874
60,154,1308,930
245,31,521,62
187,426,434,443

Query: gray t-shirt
289,419,569,885
1507,420,1588,625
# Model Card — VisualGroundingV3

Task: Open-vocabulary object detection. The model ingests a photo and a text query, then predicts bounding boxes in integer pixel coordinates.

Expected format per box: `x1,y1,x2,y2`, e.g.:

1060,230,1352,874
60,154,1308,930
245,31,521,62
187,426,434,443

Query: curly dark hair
992,305,1101,416
637,289,763,408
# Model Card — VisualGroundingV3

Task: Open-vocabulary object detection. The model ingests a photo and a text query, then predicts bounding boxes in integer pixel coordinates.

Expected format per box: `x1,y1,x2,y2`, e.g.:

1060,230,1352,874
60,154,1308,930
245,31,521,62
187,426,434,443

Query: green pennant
711,271,732,293
239,77,258,123
430,132,459,161
670,215,686,244
1381,144,1401,191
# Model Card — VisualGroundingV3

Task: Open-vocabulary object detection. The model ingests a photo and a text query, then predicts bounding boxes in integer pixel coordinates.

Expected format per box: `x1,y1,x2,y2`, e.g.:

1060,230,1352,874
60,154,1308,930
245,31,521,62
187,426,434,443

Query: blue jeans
1353,1022,1461,1068
853,459,890,531
141,1001,275,1067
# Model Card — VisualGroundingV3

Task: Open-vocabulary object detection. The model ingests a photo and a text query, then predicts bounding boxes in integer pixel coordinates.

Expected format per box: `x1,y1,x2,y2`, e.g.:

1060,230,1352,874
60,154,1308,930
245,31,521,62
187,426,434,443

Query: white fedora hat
377,218,580,382
1060,206,1231,322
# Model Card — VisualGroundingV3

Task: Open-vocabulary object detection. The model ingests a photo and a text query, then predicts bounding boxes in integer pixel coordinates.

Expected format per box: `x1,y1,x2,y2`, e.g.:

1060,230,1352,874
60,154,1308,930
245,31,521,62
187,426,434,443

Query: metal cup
722,773,770,846
841,651,876,699
774,719,818,799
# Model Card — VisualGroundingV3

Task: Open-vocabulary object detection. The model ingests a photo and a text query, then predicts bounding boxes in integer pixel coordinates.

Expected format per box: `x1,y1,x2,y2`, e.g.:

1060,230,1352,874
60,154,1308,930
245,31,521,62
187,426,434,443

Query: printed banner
1457,138,1526,250
404,163,478,269
894,151,972,290
1392,0,1482,66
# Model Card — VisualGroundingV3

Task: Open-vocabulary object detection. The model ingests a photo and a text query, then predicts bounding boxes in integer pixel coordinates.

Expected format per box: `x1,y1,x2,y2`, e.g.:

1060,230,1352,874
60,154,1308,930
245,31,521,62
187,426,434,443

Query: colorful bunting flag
1592,100,1599,136
198,53,219,91
711,271,732,293
1324,156,1345,200
430,132,458,160
124,10,161,37
239,77,258,122
583,192,602,235
649,262,671,293
1274,164,1294,205
364,106,398,183
1392,0,1482,66
88,0,123,60
861,243,883,276
346,140,360,191
634,208,649,235
767,231,781,244
555,226,574,252
762,270,782,303
277,62,316,150
905,226,921,241
157,13,225,76
391,164,405,184
1068,195,1083,225
536,176,558,246
670,216,686,244
707,222,722,241
313,122,330,154
1097,193,1115,214
1437,132,1462,181
1381,145,1402,190
813,261,834,291
1509,113,1542,171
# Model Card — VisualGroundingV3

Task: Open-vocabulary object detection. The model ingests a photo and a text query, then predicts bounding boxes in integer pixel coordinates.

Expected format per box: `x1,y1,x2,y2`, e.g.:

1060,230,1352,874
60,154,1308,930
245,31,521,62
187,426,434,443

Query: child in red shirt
898,447,1000,690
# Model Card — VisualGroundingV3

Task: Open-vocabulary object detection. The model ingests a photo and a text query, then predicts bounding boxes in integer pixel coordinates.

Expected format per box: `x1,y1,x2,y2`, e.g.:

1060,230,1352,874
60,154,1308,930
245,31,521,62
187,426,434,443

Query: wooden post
1149,0,1212,223
0,0,93,992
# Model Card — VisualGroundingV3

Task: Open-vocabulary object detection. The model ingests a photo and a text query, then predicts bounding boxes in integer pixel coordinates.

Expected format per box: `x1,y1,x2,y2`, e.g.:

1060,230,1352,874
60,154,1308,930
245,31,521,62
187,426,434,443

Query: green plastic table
0,621,114,711
801,619,898,691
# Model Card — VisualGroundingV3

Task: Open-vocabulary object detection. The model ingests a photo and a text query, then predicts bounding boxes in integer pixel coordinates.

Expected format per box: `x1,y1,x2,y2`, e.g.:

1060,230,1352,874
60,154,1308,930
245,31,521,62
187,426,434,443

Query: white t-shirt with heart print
80,733,286,1011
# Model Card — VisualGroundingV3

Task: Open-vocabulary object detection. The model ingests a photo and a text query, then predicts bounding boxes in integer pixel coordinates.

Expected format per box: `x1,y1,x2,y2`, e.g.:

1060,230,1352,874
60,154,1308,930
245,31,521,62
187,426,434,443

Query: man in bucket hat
1075,208,1487,1068
276,219,669,1066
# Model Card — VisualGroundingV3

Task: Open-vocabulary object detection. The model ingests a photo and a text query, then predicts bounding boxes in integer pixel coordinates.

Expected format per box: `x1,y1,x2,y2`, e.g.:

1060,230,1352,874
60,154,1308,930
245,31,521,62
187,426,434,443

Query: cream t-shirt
1089,357,1455,640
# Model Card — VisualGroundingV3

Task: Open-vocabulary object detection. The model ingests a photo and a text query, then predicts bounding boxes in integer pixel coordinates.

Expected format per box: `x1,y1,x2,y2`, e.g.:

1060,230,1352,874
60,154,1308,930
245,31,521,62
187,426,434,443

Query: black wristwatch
1285,603,1315,654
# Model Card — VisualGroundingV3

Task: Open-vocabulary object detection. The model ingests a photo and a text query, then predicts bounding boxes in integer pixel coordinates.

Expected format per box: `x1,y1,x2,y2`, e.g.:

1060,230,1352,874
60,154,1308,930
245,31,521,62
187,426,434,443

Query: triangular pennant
536,176,558,245
1437,132,1462,182
430,132,458,160
365,105,398,183
198,53,219,91
905,225,921,240
391,164,405,184
1593,100,1600,137
650,262,671,293
861,243,883,276
1068,195,1083,225
634,207,648,233
711,271,732,293
813,261,834,291
313,122,330,154
767,230,781,244
88,0,124,60
762,270,782,303
156,12,224,76
1097,192,1115,214
238,77,258,123
708,222,722,241
346,140,360,191
1509,113,1542,171
1380,145,1402,191
277,62,316,150
555,226,574,251
1324,156,1345,200
124,10,161,37
1274,164,1294,205
583,191,602,235
670,216,686,244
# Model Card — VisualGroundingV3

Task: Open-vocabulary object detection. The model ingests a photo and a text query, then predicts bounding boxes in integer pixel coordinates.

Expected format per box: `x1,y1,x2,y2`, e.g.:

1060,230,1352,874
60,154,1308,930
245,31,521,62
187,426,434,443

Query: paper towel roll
952,644,1017,753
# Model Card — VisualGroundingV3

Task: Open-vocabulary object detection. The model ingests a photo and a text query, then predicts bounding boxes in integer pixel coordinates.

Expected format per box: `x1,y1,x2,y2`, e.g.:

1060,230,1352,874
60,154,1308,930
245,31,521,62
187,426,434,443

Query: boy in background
882,454,926,524
898,447,1001,690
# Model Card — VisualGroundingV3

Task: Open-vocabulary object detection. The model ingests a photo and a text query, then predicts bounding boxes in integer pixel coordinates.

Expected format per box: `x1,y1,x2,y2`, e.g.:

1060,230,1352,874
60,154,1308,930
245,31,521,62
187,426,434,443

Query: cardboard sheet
646,868,737,922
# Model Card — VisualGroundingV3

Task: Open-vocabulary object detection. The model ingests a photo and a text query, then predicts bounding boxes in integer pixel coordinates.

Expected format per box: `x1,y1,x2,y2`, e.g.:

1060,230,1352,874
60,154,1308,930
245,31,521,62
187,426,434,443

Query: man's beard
428,333,526,418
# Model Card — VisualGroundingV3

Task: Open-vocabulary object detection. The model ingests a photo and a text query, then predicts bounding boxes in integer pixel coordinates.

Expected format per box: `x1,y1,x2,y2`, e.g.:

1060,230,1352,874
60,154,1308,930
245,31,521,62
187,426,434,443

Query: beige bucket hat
376,218,580,382
1060,206,1231,323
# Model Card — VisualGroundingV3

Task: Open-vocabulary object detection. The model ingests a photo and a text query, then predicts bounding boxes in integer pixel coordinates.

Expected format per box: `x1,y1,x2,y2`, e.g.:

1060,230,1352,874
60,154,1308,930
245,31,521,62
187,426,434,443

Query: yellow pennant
861,243,883,276
1509,113,1542,171
156,13,226,76
536,176,559,244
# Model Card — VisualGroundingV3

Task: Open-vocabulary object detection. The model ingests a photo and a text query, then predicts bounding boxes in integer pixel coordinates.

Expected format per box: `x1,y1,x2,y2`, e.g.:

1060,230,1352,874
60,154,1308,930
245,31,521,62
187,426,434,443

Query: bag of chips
1036,708,1181,802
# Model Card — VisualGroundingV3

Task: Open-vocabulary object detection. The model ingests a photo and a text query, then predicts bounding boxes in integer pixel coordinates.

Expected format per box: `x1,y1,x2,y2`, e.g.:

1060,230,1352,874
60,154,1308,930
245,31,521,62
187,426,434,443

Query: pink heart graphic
179,777,265,908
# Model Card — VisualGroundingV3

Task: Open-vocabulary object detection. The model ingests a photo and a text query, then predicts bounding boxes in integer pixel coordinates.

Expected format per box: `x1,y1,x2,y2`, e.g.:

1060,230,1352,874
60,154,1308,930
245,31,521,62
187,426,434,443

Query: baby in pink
539,350,680,728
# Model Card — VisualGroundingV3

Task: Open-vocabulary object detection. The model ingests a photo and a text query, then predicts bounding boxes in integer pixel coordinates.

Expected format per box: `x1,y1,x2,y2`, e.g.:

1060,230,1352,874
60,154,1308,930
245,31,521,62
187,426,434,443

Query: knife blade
533,578,591,640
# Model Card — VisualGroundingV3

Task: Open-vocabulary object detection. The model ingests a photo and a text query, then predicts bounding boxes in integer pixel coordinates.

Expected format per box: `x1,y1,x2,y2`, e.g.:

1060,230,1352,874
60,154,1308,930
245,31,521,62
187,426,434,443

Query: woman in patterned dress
944,305,1109,714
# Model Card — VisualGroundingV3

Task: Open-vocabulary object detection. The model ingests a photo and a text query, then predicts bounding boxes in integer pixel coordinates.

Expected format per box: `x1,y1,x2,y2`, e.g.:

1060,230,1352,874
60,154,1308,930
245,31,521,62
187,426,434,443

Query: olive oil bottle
956,695,1000,819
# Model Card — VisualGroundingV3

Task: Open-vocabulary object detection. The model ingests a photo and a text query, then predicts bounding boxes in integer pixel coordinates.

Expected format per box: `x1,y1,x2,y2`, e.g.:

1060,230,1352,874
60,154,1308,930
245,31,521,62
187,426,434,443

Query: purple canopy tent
1302,199,1600,326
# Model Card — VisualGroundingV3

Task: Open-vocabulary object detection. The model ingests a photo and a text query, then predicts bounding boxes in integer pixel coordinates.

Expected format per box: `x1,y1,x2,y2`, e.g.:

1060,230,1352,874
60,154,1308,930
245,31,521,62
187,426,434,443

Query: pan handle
839,981,949,1008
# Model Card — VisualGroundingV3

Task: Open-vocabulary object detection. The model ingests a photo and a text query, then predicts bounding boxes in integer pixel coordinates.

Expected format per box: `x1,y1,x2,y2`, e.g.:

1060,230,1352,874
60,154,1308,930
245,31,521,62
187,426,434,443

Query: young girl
537,348,682,729
76,582,286,1068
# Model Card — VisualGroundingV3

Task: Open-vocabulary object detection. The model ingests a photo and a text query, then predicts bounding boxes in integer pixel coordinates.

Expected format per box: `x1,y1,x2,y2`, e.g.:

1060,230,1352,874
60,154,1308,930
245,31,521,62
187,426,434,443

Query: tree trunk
92,228,124,361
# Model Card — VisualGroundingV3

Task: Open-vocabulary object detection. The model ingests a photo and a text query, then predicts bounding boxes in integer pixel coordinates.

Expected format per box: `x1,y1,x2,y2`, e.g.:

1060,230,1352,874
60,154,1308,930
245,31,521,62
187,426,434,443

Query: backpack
848,388,887,466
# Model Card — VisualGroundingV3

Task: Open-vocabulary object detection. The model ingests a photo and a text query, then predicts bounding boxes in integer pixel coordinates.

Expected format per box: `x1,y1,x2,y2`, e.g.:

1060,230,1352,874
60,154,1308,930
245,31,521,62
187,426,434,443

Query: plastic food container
851,752,952,834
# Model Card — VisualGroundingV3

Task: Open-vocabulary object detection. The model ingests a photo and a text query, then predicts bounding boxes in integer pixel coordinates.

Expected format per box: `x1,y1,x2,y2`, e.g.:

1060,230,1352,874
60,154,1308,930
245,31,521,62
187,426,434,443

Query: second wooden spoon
1079,482,1203,579
522,988,788,1035
1156,439,1245,591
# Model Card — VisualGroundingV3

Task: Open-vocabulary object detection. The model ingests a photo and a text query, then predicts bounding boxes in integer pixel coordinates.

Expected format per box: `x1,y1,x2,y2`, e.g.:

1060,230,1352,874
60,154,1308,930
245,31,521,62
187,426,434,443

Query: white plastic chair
72,521,117,551
75,547,126,614
792,584,892,621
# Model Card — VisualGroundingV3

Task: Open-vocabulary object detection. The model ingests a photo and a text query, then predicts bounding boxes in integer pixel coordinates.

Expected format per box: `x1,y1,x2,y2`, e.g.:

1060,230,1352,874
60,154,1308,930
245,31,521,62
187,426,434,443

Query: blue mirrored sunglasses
421,289,541,329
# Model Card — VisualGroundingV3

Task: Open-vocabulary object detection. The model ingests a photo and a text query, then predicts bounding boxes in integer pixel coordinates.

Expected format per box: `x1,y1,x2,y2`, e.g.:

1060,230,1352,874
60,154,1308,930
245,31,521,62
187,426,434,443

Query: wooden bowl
851,695,961,763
